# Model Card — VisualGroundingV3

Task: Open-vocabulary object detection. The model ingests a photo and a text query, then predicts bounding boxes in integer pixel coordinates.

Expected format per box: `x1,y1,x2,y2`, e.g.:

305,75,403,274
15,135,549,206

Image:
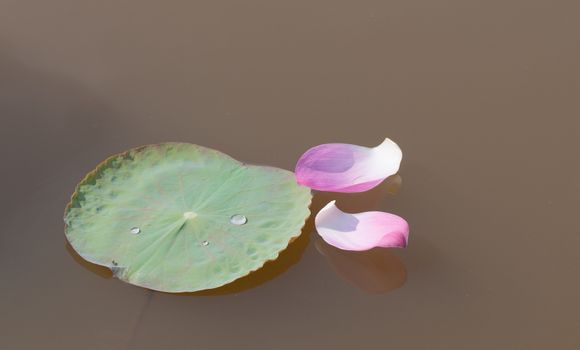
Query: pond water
1,1,579,349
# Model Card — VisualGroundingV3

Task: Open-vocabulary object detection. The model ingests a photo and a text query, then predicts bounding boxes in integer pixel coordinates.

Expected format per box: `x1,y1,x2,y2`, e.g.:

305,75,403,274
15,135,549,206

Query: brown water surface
1,1,579,349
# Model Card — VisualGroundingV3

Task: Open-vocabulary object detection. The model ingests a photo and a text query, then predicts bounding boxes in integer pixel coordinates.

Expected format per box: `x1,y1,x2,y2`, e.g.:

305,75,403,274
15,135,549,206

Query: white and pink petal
295,138,402,193
315,200,409,251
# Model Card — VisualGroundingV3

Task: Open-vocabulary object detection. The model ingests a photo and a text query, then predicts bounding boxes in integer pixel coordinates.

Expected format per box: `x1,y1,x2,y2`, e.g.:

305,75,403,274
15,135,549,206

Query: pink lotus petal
315,200,409,251
295,138,402,192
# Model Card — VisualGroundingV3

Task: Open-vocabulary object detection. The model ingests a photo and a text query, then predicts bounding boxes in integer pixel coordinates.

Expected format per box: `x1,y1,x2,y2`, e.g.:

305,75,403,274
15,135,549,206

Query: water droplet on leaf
230,214,247,225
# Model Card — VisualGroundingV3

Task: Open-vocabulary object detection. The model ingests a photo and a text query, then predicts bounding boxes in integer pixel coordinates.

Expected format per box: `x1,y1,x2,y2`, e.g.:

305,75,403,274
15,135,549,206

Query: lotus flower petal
315,200,409,251
295,138,402,192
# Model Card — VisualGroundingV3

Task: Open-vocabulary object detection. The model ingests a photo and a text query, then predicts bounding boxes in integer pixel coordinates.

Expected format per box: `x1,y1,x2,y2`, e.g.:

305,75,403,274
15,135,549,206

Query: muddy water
1,1,579,349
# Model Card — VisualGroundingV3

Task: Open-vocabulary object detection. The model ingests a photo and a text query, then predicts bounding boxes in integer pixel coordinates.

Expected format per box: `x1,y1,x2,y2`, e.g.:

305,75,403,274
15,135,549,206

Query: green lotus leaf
64,143,312,292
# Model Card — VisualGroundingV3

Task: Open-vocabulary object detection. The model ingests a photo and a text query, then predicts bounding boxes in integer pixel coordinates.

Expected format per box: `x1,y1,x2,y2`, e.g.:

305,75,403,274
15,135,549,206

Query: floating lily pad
64,143,312,292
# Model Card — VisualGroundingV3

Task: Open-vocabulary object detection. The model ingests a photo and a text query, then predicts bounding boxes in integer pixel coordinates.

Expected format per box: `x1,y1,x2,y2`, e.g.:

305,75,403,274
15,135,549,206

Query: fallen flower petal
295,138,402,192
315,200,409,251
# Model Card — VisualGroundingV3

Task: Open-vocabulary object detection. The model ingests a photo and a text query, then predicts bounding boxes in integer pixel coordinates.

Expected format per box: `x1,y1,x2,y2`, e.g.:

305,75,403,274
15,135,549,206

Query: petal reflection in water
315,236,407,294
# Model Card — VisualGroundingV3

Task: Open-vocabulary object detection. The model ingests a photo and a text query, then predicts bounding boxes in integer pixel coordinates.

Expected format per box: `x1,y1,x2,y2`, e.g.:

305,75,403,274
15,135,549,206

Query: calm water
1,1,579,349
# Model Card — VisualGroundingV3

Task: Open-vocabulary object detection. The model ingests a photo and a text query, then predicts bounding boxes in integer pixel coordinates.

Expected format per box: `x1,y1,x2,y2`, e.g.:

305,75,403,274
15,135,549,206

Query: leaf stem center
183,211,198,220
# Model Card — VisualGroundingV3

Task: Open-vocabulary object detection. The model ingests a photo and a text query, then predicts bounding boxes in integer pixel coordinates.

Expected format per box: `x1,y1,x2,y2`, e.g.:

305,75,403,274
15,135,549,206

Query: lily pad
64,143,312,292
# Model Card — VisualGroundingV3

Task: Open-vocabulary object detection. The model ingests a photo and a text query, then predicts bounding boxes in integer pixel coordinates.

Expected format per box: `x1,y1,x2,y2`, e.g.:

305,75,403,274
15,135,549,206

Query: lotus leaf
64,143,312,292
